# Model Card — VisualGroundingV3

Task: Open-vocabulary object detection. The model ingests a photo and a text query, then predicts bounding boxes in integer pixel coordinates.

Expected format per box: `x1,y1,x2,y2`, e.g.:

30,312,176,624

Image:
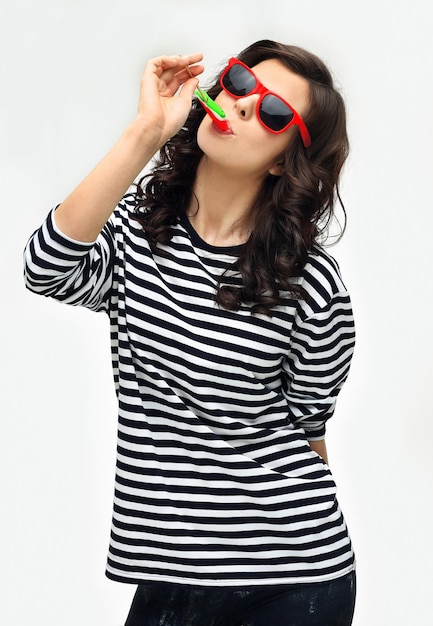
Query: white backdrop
2,1,432,624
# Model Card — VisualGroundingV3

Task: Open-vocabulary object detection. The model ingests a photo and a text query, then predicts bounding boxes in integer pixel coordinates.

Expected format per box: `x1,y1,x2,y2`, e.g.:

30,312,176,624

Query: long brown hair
133,40,349,315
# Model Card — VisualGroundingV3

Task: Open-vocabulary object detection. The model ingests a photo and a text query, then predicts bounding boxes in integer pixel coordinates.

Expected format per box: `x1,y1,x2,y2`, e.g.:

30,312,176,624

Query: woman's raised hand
52,54,204,243
136,53,204,146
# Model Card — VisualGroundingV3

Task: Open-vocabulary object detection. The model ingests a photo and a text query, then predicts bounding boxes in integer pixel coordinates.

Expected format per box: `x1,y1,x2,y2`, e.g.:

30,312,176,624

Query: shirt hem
105,562,356,588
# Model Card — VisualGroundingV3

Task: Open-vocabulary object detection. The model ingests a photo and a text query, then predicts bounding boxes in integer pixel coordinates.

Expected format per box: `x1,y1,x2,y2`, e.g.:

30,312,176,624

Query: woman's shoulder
108,189,144,236
298,246,351,314
115,190,140,220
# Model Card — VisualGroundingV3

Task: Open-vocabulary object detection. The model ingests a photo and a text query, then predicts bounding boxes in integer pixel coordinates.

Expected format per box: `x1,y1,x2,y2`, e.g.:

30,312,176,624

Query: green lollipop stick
185,64,229,131
194,89,226,119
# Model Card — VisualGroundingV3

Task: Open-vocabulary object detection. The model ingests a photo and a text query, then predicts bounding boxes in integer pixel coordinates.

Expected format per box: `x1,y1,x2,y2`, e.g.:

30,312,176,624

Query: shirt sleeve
282,291,355,441
23,207,117,313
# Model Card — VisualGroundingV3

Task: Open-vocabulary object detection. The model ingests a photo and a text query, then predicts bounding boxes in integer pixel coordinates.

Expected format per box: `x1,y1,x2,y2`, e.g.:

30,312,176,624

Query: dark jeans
124,571,356,626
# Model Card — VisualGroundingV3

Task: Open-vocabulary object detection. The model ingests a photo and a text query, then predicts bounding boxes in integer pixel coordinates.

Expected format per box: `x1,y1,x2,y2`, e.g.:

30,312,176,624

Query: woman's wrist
122,118,164,165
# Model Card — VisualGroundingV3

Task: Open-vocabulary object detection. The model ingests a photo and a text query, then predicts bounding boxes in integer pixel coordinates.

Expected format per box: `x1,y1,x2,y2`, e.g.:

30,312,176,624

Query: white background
2,0,432,624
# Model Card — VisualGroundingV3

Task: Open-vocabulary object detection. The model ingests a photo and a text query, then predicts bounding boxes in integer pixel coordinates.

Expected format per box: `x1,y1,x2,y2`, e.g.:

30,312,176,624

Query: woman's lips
212,120,233,135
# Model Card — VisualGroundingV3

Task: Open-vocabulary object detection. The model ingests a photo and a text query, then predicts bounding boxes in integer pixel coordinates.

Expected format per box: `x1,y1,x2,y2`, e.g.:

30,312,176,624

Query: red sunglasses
220,58,311,148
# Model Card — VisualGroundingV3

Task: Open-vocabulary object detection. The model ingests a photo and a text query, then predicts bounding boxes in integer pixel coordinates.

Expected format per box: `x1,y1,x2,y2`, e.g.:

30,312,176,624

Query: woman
24,40,356,626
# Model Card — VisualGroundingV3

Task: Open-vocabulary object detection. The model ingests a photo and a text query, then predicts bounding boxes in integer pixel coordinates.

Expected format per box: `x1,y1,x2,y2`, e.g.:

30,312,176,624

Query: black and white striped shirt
24,193,356,586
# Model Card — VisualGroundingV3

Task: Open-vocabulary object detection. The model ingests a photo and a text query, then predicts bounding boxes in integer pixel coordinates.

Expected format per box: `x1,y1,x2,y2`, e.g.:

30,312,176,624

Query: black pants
124,571,356,626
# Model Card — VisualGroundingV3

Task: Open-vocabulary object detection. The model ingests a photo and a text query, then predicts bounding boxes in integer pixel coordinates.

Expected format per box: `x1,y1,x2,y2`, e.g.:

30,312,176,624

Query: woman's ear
268,162,285,176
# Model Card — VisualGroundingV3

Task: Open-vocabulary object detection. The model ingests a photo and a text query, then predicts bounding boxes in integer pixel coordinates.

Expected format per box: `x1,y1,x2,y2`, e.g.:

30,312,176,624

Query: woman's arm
54,53,203,243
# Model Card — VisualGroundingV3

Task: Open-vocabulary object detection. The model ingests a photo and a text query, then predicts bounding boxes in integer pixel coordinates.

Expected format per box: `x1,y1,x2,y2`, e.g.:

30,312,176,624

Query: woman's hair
133,39,349,315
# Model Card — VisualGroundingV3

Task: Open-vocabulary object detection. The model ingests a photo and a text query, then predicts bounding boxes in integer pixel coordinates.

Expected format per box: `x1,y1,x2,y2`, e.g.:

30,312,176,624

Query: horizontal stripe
23,193,356,586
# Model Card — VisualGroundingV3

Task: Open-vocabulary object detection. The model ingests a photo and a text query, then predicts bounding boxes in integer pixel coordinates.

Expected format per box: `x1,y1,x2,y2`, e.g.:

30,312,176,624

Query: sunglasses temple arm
299,124,312,148
294,113,311,148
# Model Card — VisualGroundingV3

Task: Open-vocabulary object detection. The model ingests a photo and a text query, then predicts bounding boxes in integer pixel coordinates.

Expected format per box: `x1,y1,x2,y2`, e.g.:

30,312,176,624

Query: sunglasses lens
260,94,294,132
222,64,257,97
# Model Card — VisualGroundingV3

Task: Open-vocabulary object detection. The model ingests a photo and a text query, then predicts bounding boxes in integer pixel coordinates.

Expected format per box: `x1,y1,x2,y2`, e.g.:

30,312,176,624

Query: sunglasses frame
220,58,311,148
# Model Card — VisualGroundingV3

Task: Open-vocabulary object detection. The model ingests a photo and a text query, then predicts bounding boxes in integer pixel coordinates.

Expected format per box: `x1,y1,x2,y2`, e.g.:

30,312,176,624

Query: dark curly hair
133,39,349,315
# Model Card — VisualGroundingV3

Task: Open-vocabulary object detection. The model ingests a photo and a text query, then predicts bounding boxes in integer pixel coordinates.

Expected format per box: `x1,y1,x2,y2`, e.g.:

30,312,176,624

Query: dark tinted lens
222,63,257,96
259,94,294,131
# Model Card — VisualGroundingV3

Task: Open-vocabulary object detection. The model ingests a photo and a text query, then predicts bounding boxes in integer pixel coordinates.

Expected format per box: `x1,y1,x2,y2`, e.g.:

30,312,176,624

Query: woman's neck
187,158,265,247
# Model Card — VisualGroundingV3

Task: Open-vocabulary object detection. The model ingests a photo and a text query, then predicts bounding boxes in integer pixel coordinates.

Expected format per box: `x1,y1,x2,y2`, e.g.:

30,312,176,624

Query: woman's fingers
151,54,204,96
149,54,203,80
153,52,204,69
163,66,203,98
136,53,204,143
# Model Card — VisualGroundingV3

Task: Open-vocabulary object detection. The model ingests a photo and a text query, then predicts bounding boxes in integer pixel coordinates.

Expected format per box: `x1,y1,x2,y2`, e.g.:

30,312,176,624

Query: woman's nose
233,95,258,120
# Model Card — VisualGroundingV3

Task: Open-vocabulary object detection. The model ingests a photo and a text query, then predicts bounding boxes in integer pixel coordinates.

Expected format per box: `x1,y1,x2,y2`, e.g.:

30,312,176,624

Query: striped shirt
23,192,356,586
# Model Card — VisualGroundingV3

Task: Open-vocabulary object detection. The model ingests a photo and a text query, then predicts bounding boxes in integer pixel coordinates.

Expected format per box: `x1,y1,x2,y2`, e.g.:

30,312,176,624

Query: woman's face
196,58,310,179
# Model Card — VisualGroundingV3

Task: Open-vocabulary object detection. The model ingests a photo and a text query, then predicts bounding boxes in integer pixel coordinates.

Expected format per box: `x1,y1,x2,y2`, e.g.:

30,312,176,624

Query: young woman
24,40,356,626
